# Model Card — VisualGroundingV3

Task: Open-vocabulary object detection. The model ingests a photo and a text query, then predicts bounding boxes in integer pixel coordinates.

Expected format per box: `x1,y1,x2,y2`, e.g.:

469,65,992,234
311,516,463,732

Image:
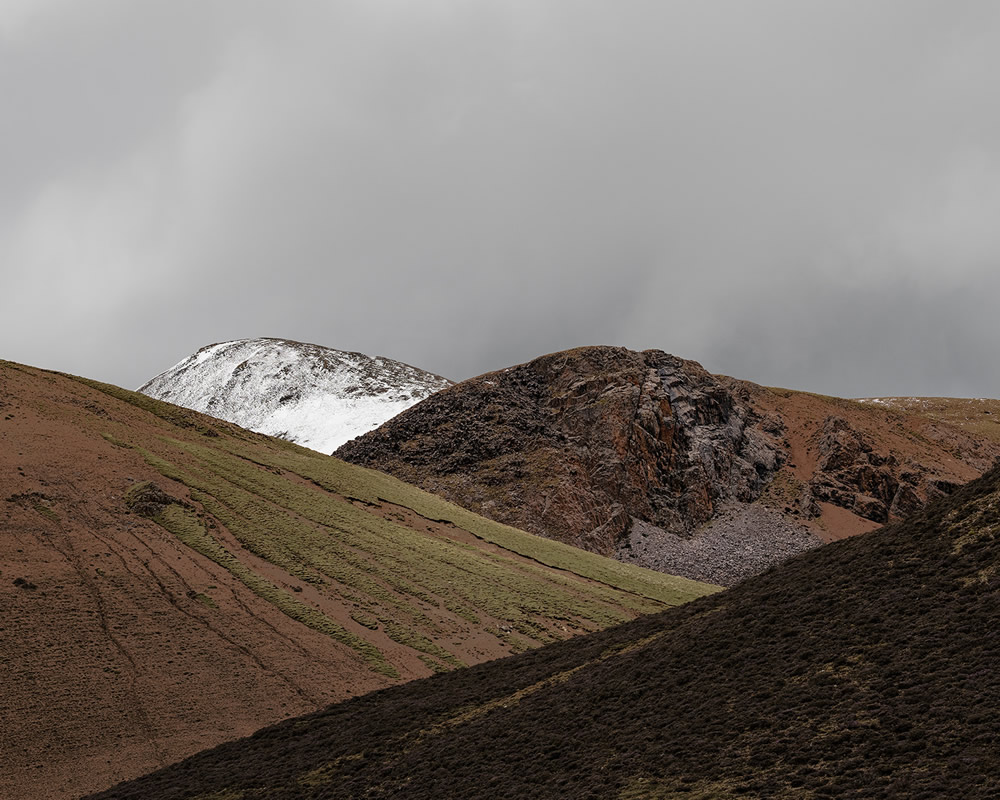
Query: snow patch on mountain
139,338,452,453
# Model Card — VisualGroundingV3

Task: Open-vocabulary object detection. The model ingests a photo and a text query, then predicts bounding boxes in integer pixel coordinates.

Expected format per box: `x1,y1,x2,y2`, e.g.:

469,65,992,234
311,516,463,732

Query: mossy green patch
31,498,60,524
153,503,397,678
6,492,61,524
72,376,223,437
380,619,464,669
189,591,218,609
68,368,716,681
213,437,718,605
418,654,451,674
100,431,132,449
350,610,380,630
146,439,680,648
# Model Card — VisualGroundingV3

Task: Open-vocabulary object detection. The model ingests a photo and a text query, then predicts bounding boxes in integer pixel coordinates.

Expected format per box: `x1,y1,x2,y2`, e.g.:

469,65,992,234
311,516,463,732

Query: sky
2,0,999,397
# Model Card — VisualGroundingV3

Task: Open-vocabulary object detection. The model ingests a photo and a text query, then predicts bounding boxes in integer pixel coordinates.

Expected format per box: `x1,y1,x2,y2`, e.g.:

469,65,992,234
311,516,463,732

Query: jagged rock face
805,415,963,523
338,346,784,556
339,345,1000,585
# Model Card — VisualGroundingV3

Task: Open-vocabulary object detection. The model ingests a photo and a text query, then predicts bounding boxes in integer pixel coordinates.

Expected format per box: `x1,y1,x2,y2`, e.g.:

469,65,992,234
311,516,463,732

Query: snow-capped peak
139,338,452,453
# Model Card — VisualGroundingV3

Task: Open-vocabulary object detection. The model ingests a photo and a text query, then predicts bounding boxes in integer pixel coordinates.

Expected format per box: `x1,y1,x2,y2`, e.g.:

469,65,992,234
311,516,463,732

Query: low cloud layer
3,1,999,397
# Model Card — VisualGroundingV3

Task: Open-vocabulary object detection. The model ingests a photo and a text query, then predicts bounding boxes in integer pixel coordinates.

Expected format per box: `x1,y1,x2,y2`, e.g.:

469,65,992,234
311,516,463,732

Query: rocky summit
338,346,999,584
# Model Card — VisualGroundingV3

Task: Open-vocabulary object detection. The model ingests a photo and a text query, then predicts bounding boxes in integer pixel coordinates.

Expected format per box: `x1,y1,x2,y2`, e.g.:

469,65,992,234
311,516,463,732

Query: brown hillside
0,360,709,799
338,346,999,584
90,460,1000,800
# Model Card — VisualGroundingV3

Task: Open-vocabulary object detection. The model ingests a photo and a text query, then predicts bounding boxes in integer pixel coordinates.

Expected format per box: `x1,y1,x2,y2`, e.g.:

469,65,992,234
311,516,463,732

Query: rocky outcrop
804,415,962,523
338,346,785,557
339,346,1000,585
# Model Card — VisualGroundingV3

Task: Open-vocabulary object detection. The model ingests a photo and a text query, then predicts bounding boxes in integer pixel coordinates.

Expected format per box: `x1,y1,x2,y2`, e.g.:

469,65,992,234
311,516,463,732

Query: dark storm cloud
709,274,1000,398
2,1,1000,397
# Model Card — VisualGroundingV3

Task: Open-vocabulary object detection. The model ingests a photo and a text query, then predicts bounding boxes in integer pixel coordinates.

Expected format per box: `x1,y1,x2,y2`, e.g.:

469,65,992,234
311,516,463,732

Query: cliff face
751,387,998,536
338,347,783,556
802,414,966,522
339,346,1000,585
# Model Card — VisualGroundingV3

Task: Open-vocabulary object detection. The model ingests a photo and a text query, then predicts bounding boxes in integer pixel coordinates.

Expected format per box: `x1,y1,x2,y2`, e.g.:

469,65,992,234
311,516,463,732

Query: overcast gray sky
2,0,999,397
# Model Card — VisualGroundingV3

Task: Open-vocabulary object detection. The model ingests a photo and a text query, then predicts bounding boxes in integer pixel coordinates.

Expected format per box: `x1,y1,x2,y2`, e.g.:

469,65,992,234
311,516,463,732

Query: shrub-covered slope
0,360,710,799
93,461,1000,799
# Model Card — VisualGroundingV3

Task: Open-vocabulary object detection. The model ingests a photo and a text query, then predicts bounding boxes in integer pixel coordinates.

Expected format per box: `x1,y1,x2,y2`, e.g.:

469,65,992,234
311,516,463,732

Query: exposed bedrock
339,346,1000,585
338,346,784,557
807,415,962,524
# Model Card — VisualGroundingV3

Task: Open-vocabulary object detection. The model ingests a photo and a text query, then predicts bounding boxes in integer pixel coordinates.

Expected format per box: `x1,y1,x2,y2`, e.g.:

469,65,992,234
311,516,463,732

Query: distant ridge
857,395,1000,443
139,338,452,452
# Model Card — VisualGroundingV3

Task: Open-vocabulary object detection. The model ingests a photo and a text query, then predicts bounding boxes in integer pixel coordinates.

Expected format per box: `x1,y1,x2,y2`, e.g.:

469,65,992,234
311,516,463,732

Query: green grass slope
90,460,1000,800
72,373,713,660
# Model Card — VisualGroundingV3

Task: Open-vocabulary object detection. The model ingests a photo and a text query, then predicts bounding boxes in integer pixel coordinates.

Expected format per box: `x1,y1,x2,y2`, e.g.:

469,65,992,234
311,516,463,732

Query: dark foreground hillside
90,462,1000,799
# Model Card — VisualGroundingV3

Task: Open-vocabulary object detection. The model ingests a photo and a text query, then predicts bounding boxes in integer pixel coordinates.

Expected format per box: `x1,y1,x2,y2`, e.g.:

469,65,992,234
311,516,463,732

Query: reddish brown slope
856,396,1000,444
0,360,703,799
0,365,392,797
88,459,1000,800
752,387,996,542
